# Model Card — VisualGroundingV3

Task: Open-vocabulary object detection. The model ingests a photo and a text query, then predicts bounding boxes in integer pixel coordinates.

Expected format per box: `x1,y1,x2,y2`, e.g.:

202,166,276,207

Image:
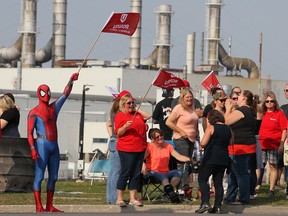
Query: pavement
0,204,288,214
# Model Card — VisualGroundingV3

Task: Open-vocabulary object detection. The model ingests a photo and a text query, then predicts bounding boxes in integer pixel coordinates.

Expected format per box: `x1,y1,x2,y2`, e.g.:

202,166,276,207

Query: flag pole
131,83,153,121
76,12,114,74
131,69,162,121
76,32,102,74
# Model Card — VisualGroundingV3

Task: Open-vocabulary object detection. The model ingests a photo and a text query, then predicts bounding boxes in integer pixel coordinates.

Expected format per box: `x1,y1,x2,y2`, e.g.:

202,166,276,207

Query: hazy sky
0,0,287,81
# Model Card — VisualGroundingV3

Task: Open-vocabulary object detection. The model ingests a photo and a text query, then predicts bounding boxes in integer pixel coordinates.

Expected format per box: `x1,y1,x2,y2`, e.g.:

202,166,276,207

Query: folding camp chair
86,149,110,185
141,174,165,201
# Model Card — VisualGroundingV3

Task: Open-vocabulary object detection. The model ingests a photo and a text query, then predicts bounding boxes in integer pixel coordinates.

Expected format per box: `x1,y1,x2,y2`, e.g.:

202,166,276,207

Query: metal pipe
52,0,67,67
0,36,23,64
205,0,222,66
186,33,196,74
129,0,142,68
155,4,172,68
20,0,37,68
218,43,259,78
35,37,53,65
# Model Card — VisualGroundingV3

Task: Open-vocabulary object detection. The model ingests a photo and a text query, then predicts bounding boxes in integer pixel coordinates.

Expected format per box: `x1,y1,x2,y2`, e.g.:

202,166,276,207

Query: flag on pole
152,68,185,89
105,86,119,99
201,71,222,92
101,12,140,36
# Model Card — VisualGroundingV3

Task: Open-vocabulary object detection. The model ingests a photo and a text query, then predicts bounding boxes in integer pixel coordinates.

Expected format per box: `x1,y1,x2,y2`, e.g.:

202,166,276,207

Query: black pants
198,165,226,207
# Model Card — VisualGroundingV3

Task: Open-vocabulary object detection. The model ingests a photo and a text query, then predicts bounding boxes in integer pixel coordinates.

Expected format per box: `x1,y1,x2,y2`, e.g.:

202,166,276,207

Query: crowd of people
1,79,288,213
103,82,288,214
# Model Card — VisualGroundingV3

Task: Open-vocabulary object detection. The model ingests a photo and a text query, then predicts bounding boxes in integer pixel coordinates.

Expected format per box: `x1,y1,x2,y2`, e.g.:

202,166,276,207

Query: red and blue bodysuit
27,73,78,212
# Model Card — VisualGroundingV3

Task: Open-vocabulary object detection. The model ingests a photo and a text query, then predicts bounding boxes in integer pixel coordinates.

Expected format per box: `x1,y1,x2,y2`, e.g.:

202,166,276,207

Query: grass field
1,180,288,206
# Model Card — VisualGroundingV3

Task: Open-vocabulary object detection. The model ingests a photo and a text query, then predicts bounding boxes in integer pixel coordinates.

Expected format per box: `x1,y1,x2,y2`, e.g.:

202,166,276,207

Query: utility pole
77,84,92,181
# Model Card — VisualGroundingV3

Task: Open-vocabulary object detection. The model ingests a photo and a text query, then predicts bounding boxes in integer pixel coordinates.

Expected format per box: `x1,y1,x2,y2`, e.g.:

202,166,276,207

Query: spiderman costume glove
70,73,79,81
30,148,38,160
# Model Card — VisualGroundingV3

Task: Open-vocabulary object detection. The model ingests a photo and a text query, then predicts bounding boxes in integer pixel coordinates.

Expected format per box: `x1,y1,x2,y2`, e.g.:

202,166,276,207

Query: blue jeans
225,154,251,204
106,138,120,204
149,169,182,184
117,150,145,191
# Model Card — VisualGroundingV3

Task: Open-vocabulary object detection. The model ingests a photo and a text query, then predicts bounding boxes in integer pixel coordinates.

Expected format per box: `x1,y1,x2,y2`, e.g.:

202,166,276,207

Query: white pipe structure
0,36,22,64
35,38,53,65
186,33,196,74
205,0,222,66
129,0,142,69
19,0,37,68
52,0,67,67
154,4,172,69
218,43,259,78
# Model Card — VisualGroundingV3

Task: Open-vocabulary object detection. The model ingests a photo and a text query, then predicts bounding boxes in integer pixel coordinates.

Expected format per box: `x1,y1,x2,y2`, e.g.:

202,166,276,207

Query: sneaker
195,203,212,213
250,193,257,200
267,190,275,198
177,189,185,195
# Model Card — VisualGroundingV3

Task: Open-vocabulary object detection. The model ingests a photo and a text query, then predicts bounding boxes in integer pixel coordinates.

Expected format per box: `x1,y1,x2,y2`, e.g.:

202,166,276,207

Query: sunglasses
126,101,135,105
234,91,241,96
284,89,288,93
218,99,226,103
154,135,163,140
265,100,275,103
232,97,238,101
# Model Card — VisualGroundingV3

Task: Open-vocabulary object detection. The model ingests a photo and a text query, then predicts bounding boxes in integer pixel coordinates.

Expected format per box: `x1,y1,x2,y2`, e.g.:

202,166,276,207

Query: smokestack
186,33,196,74
20,0,37,68
154,4,172,69
129,0,142,69
52,0,67,67
205,0,222,66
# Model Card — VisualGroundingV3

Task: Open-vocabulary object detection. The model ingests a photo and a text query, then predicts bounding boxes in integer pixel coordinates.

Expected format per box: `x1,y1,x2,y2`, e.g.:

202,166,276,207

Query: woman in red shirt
114,90,151,207
259,91,287,197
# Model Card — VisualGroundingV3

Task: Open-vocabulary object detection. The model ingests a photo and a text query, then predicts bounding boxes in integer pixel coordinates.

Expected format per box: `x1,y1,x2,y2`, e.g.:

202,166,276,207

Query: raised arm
63,73,79,96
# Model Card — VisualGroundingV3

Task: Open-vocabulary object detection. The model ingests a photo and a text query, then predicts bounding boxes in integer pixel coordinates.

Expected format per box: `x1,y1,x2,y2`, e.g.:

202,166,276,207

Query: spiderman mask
37,84,51,103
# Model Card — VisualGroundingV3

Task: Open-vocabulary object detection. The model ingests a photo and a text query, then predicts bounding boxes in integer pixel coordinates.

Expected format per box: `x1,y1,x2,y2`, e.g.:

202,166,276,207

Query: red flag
152,69,185,89
201,71,222,92
101,12,140,36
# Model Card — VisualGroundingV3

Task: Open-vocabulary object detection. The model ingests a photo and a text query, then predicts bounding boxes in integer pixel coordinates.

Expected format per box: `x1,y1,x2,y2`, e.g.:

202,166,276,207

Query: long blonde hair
0,95,14,111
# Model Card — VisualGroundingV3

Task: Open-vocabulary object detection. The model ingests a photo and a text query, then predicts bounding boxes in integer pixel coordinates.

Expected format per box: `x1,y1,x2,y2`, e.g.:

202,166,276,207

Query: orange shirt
145,142,174,173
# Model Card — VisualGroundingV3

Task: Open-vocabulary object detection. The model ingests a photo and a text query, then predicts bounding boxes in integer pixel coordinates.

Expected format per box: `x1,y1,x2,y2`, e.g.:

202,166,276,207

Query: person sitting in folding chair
142,128,191,203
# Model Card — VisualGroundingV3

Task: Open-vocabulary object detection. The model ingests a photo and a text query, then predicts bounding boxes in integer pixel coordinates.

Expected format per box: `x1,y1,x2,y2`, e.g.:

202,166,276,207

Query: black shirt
1,107,20,137
152,98,174,140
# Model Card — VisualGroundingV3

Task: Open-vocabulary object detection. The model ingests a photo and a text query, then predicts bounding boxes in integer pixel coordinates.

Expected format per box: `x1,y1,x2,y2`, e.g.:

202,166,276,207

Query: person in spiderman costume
27,73,78,212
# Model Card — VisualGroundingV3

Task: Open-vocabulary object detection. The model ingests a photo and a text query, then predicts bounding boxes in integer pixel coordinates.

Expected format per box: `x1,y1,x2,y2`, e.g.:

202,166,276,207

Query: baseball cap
115,90,135,101
213,91,227,100
183,80,190,87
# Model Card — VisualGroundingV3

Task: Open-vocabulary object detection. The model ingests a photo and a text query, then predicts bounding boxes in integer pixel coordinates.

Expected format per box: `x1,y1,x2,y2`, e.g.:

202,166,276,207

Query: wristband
30,146,35,150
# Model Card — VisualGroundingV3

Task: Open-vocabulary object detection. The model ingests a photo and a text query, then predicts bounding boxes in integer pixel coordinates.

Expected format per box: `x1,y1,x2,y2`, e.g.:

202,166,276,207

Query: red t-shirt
114,111,147,152
145,142,174,173
259,110,287,150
